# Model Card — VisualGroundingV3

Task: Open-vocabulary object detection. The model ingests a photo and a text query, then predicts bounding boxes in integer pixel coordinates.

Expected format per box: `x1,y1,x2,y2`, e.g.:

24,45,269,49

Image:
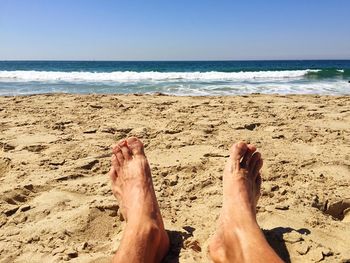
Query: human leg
109,137,169,263
209,142,283,263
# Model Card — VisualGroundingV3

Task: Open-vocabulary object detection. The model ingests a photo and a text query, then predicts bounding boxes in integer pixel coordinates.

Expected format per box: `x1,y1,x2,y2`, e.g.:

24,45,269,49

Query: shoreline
1,92,349,97
0,94,349,262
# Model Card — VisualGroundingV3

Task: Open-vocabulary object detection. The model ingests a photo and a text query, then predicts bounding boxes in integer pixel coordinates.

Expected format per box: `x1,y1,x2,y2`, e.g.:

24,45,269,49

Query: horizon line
1,58,350,62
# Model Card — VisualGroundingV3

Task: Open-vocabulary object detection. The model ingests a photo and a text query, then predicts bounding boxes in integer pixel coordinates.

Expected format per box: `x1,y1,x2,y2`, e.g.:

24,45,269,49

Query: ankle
126,219,162,239
209,232,240,263
116,221,166,263
133,221,169,263
209,220,264,263
208,240,229,263
219,210,258,231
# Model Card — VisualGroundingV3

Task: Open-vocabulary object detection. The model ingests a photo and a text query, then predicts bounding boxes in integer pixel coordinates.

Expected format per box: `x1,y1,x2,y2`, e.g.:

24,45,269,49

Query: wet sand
0,94,349,262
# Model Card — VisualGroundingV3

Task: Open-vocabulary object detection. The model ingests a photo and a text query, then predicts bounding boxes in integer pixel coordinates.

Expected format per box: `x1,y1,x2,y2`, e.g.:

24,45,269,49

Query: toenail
118,139,126,145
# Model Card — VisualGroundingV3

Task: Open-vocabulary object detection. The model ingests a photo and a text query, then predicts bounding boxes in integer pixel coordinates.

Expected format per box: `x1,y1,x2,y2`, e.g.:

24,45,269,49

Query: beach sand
0,94,349,262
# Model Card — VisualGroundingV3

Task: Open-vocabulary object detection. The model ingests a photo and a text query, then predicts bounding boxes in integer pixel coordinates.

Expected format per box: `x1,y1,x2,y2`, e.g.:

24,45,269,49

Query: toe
250,152,262,179
109,165,117,183
113,145,125,165
255,173,262,195
256,173,262,188
253,158,263,178
119,143,132,161
230,142,248,166
127,137,145,156
241,144,257,168
118,139,127,146
111,154,120,169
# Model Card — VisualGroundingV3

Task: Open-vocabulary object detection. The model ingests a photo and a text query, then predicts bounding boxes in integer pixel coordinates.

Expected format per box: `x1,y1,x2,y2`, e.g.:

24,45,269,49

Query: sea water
0,60,349,96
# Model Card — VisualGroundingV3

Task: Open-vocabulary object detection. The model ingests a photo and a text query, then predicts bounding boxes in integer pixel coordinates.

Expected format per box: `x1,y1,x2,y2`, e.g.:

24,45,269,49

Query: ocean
0,60,349,96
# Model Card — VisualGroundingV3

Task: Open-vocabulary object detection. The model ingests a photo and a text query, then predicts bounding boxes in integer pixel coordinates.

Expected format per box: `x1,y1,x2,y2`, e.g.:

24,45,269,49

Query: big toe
127,137,145,156
230,142,248,163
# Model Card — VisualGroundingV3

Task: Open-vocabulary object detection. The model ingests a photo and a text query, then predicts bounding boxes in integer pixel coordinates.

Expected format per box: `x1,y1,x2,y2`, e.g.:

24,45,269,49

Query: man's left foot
109,137,169,263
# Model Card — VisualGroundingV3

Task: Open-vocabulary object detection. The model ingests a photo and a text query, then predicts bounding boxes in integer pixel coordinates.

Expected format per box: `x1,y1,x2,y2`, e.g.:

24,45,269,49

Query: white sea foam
0,69,319,82
161,80,348,96
0,78,347,96
1,69,347,96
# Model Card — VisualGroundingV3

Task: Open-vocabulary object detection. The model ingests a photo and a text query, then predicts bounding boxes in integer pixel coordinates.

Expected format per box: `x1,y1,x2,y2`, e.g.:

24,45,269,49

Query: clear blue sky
1,0,349,60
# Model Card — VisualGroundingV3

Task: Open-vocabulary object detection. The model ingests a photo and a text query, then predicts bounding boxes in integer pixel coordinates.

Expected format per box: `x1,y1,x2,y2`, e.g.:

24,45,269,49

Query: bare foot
109,137,169,263
221,142,262,224
209,142,282,263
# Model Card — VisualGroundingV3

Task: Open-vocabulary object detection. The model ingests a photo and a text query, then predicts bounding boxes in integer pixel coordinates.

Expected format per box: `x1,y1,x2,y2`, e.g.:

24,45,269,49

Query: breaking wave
0,69,321,82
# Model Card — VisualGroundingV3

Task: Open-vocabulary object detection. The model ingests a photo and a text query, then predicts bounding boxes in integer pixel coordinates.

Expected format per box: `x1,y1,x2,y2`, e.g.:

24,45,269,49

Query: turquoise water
0,60,349,96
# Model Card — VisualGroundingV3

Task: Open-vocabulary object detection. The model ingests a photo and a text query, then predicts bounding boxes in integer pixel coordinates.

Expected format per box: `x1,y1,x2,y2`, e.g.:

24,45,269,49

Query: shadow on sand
163,229,186,263
263,227,311,263
163,226,311,263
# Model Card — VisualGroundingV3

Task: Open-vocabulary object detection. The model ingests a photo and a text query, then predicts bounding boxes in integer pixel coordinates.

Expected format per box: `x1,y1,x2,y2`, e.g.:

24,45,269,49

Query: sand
0,93,349,262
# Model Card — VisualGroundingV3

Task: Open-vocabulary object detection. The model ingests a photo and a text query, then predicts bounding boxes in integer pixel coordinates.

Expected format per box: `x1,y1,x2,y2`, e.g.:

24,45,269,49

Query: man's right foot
221,142,262,225
209,142,282,263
